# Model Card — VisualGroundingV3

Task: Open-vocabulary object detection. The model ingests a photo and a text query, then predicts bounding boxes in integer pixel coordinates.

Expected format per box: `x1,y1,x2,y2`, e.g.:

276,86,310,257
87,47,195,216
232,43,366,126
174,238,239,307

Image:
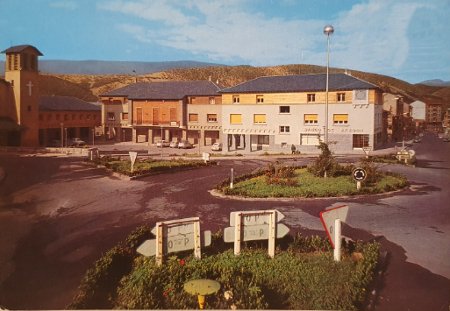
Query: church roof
1,45,43,56
39,96,100,111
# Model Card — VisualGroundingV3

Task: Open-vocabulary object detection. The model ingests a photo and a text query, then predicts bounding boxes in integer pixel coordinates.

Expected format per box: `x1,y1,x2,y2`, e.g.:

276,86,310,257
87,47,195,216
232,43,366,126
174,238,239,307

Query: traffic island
68,225,381,310
87,156,217,180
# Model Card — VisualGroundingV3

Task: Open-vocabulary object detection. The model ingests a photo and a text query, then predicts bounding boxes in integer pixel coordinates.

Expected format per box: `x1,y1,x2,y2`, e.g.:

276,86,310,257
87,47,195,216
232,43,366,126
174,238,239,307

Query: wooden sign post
137,217,211,265
224,210,289,258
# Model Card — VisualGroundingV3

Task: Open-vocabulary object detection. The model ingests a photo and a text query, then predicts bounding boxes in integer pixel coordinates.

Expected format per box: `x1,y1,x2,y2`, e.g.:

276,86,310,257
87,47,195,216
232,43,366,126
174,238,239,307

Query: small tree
307,142,337,178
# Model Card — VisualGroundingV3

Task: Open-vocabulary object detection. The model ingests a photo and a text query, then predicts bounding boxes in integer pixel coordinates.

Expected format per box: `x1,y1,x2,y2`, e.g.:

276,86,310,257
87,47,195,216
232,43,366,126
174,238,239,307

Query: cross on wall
26,81,33,96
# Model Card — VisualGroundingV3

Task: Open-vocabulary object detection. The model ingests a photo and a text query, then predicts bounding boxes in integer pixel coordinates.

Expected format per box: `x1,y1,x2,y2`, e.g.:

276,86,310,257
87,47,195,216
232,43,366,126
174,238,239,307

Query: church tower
1,45,43,146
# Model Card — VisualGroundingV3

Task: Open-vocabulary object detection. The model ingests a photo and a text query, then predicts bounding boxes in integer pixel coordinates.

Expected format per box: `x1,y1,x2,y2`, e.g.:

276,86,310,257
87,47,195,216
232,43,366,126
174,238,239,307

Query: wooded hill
38,65,450,109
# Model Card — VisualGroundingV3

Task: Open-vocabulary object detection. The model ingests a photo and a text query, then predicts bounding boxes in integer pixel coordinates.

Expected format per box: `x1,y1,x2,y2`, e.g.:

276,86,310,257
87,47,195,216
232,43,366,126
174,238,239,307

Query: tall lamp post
323,25,334,144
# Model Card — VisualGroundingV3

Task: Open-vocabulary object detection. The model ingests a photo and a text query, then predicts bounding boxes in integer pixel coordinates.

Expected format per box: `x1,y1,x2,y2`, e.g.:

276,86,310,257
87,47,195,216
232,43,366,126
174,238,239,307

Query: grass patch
69,228,380,310
220,168,407,198
93,156,214,177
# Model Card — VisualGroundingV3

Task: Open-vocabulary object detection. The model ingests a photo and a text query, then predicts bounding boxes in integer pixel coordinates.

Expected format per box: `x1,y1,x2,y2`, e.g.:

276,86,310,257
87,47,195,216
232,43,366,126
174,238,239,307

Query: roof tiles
39,96,100,111
101,81,220,100
220,73,378,93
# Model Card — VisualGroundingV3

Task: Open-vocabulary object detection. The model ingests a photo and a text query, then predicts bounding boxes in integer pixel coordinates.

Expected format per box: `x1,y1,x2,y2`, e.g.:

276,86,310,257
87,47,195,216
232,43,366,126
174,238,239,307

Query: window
122,112,129,120
207,114,217,122
189,113,198,122
87,114,91,120
47,114,52,121
304,114,318,124
169,108,176,122
279,126,290,133
107,112,115,121
333,114,348,124
256,95,264,103
28,106,32,112
39,114,43,121
209,97,216,105
64,114,69,120
352,134,369,148
301,134,321,146
56,114,60,120
279,106,290,113
232,95,240,104
230,114,242,124
337,93,346,102
72,114,76,120
257,135,270,145
253,114,266,124
307,93,316,102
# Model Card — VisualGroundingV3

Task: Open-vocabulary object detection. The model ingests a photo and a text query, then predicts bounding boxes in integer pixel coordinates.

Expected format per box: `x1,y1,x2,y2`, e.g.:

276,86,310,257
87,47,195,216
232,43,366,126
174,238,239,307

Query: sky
0,0,449,84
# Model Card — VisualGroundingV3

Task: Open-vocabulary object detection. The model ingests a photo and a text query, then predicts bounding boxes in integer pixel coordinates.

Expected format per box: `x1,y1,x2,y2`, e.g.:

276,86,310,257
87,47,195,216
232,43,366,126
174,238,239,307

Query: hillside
37,64,449,109
0,59,222,75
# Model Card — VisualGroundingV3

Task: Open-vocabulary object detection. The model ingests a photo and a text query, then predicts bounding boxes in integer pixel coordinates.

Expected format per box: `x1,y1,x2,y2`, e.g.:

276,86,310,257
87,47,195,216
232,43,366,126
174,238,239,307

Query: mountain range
0,60,448,111
0,60,222,75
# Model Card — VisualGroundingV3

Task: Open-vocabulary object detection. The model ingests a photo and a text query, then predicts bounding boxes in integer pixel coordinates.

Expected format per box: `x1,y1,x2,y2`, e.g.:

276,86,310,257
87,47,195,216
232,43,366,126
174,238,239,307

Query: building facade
220,74,384,153
383,93,414,142
100,81,221,146
39,95,101,146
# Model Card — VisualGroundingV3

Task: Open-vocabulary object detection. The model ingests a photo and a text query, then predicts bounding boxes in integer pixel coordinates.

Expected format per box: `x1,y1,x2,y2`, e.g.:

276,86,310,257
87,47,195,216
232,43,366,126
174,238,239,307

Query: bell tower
1,45,43,146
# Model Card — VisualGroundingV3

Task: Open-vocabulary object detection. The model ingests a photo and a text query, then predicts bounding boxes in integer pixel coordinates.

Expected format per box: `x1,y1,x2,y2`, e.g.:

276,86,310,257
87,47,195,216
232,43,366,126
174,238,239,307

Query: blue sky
1,0,449,84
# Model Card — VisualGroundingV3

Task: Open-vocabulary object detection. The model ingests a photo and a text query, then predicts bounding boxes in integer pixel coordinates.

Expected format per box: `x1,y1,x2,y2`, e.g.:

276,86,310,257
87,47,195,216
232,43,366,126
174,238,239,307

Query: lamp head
323,25,334,36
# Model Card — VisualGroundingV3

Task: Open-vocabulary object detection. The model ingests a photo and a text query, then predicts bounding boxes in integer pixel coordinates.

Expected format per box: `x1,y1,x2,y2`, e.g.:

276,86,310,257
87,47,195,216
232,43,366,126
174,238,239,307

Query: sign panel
151,223,195,237
129,151,138,165
229,210,285,226
137,231,211,257
352,168,367,181
319,205,349,248
223,223,289,242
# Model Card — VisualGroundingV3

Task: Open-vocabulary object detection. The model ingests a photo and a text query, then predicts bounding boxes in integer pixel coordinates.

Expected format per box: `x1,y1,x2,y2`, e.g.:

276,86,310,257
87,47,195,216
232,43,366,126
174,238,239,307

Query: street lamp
323,24,334,144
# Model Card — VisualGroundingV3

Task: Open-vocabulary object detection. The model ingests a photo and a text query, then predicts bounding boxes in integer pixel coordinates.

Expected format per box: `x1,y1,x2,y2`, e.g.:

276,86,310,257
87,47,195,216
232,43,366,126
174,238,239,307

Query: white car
156,140,170,147
178,140,193,149
169,141,179,148
211,142,222,151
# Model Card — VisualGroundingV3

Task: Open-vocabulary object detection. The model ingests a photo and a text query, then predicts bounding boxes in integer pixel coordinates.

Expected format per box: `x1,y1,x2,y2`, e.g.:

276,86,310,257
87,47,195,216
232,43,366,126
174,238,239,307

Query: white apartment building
220,73,384,153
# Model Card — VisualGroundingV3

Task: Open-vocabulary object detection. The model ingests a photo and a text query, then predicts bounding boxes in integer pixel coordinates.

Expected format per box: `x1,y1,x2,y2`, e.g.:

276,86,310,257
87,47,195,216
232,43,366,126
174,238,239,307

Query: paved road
0,133,449,310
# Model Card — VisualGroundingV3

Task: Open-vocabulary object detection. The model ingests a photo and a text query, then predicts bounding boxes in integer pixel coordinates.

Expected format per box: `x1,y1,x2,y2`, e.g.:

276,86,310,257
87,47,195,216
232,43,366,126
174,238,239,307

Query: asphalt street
0,133,449,310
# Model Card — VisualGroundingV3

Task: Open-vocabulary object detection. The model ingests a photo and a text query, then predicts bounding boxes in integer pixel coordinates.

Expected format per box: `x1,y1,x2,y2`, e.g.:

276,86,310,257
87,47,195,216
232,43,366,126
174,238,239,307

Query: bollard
333,219,341,262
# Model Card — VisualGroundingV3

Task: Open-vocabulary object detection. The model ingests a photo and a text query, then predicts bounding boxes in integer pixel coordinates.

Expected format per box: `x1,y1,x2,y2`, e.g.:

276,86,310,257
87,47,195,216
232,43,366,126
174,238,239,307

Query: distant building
0,44,101,147
411,98,443,133
100,81,222,145
39,95,101,146
382,94,413,142
220,74,384,153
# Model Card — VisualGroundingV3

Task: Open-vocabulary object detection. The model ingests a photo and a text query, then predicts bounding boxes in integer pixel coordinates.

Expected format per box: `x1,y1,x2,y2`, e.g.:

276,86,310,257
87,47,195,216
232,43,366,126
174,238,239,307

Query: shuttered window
333,114,348,124
189,114,198,122
230,114,242,124
253,114,266,124
304,114,318,124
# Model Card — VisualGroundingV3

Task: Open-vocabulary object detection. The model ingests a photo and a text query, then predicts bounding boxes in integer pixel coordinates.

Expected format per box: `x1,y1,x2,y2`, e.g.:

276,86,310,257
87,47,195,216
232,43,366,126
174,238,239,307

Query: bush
308,142,341,177
265,162,297,186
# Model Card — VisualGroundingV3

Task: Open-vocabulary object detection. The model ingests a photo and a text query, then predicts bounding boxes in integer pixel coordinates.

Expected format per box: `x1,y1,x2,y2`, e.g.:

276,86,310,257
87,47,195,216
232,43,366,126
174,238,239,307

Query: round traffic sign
352,168,367,181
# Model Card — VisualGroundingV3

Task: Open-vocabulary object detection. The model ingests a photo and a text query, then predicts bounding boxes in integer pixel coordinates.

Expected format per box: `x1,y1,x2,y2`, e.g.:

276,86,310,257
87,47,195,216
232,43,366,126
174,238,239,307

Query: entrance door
136,108,143,125
153,108,159,125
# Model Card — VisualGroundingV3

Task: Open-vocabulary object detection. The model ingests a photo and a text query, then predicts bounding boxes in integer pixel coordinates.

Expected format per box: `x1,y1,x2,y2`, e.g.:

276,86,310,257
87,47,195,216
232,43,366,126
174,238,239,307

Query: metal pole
60,123,64,148
323,25,334,144
230,168,234,189
333,218,341,262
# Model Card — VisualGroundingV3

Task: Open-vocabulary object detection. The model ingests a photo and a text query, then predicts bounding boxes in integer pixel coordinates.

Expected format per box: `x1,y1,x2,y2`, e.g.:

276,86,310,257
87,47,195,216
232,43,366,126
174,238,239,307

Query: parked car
169,141,179,148
69,137,86,147
211,142,222,151
156,140,170,147
178,140,193,149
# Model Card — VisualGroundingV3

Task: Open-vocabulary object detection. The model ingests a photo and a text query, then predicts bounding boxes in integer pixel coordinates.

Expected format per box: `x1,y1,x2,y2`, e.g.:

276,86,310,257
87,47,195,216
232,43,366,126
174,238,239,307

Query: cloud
49,0,78,10
98,0,443,80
